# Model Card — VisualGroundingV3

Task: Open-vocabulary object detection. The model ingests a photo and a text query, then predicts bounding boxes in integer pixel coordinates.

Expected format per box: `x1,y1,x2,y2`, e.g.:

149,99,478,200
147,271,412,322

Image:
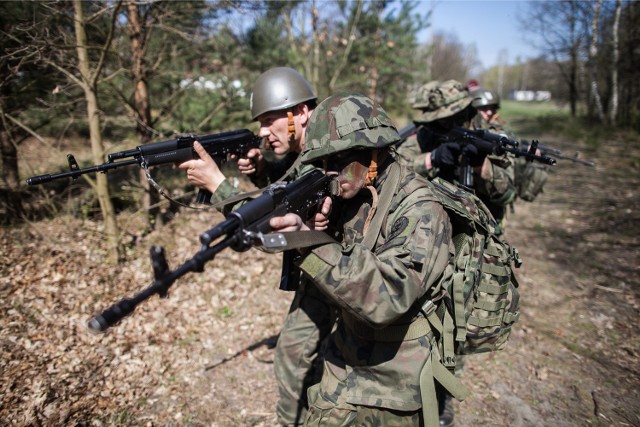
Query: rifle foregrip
87,297,137,332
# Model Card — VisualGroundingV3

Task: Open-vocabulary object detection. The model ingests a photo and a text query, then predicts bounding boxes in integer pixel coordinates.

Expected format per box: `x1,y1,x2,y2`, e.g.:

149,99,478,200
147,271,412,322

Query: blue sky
418,0,539,69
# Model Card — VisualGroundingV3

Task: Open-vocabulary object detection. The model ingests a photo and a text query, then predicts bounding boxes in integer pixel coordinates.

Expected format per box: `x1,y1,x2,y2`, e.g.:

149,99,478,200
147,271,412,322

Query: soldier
469,86,549,204
178,67,336,426
470,86,505,132
396,79,516,233
269,93,463,427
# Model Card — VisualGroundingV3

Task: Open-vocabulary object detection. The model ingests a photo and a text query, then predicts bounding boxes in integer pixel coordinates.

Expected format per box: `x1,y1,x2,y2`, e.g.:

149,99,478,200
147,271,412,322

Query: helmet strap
365,149,378,186
287,110,298,150
362,149,379,234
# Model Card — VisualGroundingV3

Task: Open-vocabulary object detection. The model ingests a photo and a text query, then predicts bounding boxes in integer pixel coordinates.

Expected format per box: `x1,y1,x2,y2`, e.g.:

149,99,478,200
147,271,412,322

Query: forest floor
1,116,639,426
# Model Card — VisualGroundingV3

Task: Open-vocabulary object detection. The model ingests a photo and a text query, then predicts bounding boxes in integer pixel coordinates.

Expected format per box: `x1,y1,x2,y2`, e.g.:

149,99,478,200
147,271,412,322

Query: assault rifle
87,169,336,332
26,129,262,204
519,140,594,166
444,127,557,188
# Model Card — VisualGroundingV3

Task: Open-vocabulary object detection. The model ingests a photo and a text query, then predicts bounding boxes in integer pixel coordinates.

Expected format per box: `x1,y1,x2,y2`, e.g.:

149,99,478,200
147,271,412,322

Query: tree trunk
0,126,19,189
588,0,606,123
609,0,621,125
73,0,121,262
127,1,161,230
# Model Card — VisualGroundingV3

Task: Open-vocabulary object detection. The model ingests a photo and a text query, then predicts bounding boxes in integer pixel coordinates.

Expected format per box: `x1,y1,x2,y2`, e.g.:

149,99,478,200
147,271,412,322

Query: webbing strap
452,272,467,343
468,314,502,328
481,262,511,276
478,281,509,295
442,307,456,369
474,298,508,311
361,162,401,250
420,343,470,427
343,314,433,342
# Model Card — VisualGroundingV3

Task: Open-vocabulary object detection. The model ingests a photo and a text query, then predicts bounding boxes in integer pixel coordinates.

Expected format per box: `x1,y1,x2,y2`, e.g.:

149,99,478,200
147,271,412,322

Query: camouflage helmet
301,93,399,165
471,87,501,109
249,67,317,120
412,79,473,123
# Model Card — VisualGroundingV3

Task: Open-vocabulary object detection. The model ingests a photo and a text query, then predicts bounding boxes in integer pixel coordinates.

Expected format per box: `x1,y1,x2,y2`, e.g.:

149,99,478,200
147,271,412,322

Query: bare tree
71,0,122,261
609,0,622,125
588,0,606,122
522,0,591,116
427,31,479,83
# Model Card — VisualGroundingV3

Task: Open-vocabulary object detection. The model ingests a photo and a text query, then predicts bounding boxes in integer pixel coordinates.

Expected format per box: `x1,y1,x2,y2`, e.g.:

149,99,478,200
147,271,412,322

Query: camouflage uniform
295,94,456,426
212,67,337,426
396,80,516,233
469,87,549,205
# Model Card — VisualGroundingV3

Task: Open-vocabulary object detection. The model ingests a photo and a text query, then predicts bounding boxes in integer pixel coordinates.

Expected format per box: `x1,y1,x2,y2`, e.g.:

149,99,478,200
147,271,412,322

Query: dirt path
1,123,639,426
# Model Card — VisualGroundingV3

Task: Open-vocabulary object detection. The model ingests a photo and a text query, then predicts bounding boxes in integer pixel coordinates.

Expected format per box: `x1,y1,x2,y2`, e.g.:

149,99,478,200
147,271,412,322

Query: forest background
0,1,639,425
2,0,638,244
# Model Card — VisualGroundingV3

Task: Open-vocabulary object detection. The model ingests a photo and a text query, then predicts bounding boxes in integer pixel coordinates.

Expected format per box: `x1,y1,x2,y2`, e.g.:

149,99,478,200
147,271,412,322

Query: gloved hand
430,142,462,169
462,144,488,167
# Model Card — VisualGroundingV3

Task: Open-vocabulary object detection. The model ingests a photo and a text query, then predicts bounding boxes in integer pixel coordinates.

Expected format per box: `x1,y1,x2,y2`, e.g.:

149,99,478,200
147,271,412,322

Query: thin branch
92,0,123,85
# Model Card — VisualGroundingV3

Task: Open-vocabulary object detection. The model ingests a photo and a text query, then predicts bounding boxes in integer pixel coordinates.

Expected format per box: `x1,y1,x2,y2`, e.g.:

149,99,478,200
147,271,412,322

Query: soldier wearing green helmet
396,79,516,231
270,93,459,427
179,67,318,200
179,67,337,427
469,85,550,205
470,86,503,131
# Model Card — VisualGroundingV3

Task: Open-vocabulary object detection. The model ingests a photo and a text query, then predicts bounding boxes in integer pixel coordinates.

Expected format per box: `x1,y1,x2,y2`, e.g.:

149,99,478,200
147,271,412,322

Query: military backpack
428,177,522,358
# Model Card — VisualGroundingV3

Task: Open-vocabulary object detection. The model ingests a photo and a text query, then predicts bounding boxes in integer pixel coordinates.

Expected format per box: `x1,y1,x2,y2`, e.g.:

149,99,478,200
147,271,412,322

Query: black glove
462,144,487,167
430,142,461,169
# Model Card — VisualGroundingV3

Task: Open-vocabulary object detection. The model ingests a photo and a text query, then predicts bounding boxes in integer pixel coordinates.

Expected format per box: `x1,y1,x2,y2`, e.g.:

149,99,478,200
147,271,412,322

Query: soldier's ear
296,103,312,127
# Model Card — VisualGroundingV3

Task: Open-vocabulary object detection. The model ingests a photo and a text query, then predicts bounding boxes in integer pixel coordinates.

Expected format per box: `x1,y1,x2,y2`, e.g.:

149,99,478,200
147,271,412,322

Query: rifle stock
87,169,336,332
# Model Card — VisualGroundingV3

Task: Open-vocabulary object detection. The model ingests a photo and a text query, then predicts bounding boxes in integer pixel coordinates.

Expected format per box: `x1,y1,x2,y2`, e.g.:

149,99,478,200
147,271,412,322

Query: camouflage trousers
275,279,336,426
304,383,424,426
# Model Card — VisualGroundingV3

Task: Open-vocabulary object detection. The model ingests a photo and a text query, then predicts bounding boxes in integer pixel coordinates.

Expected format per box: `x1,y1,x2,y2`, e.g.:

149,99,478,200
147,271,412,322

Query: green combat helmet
301,93,399,164
250,67,317,120
412,79,473,123
471,87,501,109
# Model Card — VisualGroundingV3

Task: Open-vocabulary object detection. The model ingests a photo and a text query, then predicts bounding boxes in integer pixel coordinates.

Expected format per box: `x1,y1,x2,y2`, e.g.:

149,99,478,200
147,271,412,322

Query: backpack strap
419,300,470,427
361,161,402,250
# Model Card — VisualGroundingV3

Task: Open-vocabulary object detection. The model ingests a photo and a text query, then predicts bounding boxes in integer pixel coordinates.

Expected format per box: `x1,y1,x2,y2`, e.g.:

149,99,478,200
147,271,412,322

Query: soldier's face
257,110,292,155
478,105,497,122
326,151,370,199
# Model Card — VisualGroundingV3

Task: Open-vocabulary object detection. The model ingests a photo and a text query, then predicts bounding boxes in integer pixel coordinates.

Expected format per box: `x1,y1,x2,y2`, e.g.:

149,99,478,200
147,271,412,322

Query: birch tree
588,0,606,123
609,0,621,125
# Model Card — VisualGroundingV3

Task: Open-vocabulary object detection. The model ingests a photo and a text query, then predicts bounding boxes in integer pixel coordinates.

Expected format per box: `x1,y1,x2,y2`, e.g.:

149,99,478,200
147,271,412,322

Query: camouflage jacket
210,153,311,216
297,160,454,411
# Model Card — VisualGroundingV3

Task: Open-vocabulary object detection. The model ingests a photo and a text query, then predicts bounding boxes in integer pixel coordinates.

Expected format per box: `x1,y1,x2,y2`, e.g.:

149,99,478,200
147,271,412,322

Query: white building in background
511,90,552,102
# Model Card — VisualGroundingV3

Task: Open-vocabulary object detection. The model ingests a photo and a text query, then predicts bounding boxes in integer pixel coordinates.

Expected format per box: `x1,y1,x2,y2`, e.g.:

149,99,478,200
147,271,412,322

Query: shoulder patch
388,216,410,242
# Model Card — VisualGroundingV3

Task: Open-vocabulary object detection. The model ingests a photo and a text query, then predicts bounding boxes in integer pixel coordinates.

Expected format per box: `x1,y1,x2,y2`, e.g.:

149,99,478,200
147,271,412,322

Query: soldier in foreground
178,67,336,426
269,93,459,426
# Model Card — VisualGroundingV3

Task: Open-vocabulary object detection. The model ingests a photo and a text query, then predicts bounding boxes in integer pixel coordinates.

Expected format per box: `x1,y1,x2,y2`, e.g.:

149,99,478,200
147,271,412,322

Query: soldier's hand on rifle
236,147,265,176
269,213,310,233
462,144,487,167
306,197,332,231
178,141,226,194
430,142,462,170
